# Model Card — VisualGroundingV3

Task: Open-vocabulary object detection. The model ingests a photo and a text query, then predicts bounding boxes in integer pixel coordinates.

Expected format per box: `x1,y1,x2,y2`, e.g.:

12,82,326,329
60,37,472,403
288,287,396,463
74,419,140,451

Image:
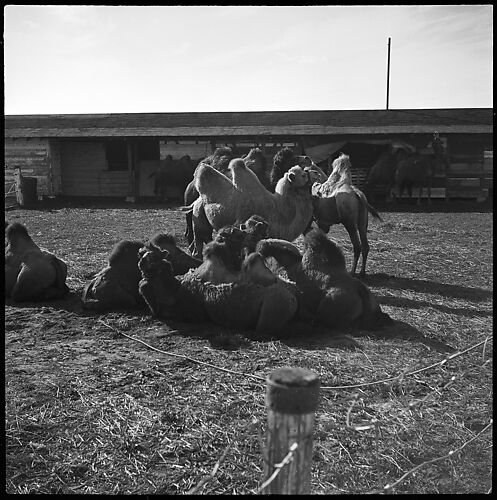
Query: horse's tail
352,187,383,221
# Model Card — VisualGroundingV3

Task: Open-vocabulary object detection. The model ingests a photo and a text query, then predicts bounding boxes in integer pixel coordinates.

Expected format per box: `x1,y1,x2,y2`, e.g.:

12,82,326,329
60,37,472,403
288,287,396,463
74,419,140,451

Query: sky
3,5,493,115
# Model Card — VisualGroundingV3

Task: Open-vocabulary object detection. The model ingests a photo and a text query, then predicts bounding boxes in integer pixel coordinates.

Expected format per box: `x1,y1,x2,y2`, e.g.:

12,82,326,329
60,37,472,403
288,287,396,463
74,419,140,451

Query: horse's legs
344,224,361,276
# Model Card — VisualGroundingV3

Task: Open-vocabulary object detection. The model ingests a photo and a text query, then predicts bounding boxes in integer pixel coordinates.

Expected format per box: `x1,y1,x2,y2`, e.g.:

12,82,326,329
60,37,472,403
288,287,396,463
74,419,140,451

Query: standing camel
394,153,435,205
312,153,382,276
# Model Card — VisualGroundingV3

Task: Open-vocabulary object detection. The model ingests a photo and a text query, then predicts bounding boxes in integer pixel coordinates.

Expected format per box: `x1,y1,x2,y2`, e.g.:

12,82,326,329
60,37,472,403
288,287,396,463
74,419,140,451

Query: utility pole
386,37,391,110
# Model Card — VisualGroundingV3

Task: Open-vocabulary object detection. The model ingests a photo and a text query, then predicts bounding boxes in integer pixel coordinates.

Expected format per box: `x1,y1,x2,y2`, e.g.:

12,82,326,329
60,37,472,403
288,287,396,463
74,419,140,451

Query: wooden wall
4,138,54,198
60,141,128,197
445,135,492,201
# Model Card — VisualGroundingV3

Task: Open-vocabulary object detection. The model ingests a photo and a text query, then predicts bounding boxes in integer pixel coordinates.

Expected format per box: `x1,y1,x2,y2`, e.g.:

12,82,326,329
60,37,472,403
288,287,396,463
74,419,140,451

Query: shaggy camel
257,229,393,331
188,216,270,284
183,147,268,246
149,232,201,275
138,241,298,336
183,159,321,259
82,231,201,311
312,153,382,276
82,240,145,311
5,222,69,302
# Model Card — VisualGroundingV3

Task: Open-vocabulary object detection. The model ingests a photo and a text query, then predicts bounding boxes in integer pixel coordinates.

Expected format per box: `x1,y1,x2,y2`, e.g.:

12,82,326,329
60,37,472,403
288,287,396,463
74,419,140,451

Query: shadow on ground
362,272,493,302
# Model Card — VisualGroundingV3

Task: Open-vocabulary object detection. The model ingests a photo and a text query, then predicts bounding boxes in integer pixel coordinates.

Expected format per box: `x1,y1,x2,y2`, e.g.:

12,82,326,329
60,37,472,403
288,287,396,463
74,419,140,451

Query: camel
364,146,407,202
394,153,435,205
311,153,382,276
188,216,270,284
182,157,324,259
149,232,201,275
183,147,269,246
82,240,145,311
138,241,298,336
256,229,393,331
5,222,69,302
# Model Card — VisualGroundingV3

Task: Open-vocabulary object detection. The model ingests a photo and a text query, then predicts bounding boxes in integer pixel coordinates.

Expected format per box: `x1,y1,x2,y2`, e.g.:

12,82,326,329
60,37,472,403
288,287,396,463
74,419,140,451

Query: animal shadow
362,273,492,302
352,319,456,353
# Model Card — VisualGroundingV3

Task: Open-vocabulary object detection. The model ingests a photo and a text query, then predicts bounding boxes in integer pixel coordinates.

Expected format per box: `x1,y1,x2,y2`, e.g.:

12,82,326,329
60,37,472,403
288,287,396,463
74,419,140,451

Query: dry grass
5,199,493,494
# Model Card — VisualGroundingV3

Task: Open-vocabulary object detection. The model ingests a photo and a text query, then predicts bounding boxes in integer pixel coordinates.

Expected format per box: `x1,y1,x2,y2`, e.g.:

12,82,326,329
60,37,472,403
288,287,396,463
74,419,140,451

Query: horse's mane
315,153,353,197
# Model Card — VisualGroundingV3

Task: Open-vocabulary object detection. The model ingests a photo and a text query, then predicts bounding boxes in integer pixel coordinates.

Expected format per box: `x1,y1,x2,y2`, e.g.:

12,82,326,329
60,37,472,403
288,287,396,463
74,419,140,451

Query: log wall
4,138,54,198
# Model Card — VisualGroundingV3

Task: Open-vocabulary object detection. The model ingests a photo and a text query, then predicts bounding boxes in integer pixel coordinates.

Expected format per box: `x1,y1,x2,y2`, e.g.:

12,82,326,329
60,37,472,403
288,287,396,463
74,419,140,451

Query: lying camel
148,232,201,275
256,229,393,331
188,216,269,284
184,159,320,258
5,222,69,302
138,242,298,336
82,240,145,311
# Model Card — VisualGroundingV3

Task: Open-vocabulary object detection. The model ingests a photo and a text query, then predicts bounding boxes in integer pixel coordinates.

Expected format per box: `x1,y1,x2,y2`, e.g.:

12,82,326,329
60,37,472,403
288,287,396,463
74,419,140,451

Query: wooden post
14,168,25,206
263,367,320,494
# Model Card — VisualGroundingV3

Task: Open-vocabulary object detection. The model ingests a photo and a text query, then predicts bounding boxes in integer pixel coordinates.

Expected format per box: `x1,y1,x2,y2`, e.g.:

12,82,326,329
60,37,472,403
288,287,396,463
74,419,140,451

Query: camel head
138,244,180,309
239,215,269,251
5,222,36,251
284,165,310,188
206,225,247,272
138,243,171,273
149,232,201,275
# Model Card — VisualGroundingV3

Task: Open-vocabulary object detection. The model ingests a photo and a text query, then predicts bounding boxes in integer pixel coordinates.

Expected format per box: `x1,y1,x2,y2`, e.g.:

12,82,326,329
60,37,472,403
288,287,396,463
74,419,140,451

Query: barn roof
4,108,493,138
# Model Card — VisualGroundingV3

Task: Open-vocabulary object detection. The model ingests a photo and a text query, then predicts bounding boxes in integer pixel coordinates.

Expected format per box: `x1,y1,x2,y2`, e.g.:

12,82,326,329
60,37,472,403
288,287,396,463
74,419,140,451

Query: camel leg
185,211,193,245
344,224,361,276
357,210,370,276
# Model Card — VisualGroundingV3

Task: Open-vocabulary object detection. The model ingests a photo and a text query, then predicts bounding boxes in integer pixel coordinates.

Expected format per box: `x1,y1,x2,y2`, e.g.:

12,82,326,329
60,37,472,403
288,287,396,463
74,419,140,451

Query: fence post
263,366,320,494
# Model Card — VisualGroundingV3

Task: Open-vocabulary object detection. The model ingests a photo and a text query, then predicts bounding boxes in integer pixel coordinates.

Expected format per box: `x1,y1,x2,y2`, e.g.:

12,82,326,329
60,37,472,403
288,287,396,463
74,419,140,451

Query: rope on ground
383,419,493,492
320,335,493,391
98,319,491,393
97,319,266,383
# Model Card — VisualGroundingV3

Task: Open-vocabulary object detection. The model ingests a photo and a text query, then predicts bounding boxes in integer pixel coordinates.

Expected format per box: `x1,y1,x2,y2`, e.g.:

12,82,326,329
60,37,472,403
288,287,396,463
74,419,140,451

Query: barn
4,108,493,203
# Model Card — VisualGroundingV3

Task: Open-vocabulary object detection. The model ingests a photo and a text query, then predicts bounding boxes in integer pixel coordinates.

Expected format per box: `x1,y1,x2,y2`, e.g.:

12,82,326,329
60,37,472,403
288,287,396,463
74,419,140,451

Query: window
105,140,128,171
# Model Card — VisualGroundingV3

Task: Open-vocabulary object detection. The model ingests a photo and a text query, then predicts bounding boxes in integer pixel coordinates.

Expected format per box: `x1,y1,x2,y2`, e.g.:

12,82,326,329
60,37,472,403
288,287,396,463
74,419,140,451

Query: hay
5,206,493,494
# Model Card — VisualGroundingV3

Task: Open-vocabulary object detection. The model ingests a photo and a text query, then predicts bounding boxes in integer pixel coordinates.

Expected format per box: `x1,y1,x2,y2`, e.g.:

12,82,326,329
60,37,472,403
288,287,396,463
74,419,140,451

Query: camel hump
229,157,269,195
195,163,235,200
256,238,302,268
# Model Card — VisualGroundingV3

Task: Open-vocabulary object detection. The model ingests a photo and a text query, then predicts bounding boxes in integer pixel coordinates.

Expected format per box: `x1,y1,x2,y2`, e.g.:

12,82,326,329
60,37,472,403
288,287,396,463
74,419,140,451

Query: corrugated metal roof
4,108,493,138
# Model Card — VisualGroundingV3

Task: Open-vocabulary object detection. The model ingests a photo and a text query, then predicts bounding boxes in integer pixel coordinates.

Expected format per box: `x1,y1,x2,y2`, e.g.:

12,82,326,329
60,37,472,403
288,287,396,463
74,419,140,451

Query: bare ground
5,200,493,494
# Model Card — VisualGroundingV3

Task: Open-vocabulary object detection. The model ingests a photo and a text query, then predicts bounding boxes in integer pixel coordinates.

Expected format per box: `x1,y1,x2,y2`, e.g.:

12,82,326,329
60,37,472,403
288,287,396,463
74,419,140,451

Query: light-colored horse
311,153,382,276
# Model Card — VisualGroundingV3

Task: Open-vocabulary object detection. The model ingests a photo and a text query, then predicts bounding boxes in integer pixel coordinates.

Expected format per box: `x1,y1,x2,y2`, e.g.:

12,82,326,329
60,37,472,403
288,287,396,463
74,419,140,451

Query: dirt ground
5,200,493,494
